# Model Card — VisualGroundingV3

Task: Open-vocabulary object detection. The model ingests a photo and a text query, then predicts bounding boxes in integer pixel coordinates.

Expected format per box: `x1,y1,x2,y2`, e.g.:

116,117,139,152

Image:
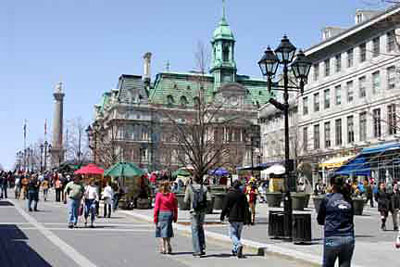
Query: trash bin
352,198,365,215
292,213,312,243
291,193,307,211
268,210,290,239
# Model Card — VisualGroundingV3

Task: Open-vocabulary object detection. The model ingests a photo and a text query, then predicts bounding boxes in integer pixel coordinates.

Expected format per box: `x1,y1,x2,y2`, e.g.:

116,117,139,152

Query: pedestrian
389,182,400,231
27,176,40,212
184,178,211,257
83,179,99,228
112,180,121,211
317,176,354,267
41,178,49,201
365,180,374,208
14,175,21,199
55,177,63,202
245,178,258,225
375,182,390,231
102,181,114,218
153,181,178,254
0,173,5,199
64,176,85,228
220,180,250,258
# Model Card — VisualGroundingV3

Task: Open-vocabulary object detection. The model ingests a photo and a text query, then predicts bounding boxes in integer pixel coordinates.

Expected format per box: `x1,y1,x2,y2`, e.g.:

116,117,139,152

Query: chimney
143,52,152,87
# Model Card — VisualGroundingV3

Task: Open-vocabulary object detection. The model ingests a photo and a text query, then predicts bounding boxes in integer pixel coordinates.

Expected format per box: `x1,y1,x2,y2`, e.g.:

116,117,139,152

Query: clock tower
210,0,237,90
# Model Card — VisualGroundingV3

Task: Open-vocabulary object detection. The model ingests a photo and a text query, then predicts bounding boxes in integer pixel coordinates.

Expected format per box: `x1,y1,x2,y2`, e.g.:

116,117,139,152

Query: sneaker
68,224,74,229
200,251,206,256
237,246,243,258
192,252,202,257
394,226,399,231
231,250,237,256
28,208,33,212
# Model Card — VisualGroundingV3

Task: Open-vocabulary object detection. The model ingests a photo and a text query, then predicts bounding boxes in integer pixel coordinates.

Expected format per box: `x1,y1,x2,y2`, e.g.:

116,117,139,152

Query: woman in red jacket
154,181,178,254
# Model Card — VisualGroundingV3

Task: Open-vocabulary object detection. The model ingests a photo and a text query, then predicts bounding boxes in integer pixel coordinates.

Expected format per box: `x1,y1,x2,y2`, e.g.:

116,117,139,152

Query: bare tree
65,117,91,165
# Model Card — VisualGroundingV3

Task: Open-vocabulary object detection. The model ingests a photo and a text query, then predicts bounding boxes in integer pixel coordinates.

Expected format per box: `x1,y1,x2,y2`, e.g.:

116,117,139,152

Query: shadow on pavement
0,201,14,206
0,224,52,267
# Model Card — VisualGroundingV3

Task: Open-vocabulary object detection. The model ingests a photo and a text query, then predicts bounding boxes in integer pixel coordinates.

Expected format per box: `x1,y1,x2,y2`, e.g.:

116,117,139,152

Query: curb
120,210,329,266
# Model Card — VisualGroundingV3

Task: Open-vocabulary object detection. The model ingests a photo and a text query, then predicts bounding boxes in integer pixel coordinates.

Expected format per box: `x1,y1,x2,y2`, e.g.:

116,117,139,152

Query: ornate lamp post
40,144,44,172
86,124,98,164
258,35,312,239
43,141,51,171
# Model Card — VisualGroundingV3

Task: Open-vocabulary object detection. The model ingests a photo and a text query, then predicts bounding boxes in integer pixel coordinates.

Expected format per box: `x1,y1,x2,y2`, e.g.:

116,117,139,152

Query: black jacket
317,193,354,237
389,191,400,211
220,188,249,223
375,190,390,212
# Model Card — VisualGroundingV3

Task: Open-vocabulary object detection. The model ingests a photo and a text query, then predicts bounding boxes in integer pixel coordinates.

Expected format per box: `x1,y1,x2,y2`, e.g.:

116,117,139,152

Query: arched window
223,43,230,62
180,96,188,107
193,97,200,107
167,95,175,106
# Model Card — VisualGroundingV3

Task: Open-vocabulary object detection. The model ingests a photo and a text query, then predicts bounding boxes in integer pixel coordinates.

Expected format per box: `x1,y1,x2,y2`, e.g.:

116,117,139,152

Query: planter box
352,198,365,215
291,193,307,211
176,194,190,210
313,195,325,214
213,193,227,210
266,192,283,208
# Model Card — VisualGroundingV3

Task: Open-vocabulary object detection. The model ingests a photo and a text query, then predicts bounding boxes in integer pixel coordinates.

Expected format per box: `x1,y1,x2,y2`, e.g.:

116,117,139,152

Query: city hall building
91,5,269,171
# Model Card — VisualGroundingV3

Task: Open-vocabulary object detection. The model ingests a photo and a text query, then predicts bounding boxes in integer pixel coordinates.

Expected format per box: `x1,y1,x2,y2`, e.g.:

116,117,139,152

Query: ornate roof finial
222,0,226,19
55,80,63,93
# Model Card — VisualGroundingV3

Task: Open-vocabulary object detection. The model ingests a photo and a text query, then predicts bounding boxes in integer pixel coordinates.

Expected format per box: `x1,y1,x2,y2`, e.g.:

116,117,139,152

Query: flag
44,119,47,137
23,120,27,139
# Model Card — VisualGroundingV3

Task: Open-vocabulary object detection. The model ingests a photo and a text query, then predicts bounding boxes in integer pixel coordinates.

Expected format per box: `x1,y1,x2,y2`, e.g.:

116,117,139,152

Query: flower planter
313,195,325,214
291,193,307,211
352,198,365,215
213,193,227,210
266,192,283,208
176,194,190,210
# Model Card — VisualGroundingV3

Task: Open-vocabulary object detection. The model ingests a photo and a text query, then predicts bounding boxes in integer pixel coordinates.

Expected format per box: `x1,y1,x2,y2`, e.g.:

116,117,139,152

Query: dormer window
356,13,363,24
223,43,230,62
167,95,174,106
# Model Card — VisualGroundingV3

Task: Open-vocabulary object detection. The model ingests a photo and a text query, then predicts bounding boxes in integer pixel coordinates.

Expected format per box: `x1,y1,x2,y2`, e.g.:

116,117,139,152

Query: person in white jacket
84,179,99,228
102,181,114,218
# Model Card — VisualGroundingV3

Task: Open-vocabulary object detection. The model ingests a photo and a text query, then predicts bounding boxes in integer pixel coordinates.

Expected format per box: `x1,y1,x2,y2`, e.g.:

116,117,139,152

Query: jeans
84,199,96,224
391,209,399,229
68,198,80,225
55,188,62,202
228,222,243,253
43,189,48,201
191,212,206,253
323,235,355,267
0,185,7,198
104,202,112,218
27,191,39,211
113,194,120,211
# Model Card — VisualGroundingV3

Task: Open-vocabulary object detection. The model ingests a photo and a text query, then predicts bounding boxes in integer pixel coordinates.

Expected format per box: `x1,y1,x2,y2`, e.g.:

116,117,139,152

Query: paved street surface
0,189,306,267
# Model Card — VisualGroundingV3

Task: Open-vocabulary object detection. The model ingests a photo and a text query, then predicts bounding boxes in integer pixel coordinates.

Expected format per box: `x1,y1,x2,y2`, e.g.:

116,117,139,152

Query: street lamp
258,35,312,239
40,144,44,172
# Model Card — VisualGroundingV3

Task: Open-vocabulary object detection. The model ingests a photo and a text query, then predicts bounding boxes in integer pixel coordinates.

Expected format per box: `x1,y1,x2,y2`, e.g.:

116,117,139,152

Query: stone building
260,5,400,181
92,4,270,171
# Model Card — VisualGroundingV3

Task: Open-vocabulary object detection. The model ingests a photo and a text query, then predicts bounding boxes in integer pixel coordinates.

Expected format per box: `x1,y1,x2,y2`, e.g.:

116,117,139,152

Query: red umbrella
74,163,104,175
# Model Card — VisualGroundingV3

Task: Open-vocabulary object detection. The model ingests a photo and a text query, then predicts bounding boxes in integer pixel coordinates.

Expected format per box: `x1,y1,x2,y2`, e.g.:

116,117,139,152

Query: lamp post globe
291,50,312,92
275,35,296,64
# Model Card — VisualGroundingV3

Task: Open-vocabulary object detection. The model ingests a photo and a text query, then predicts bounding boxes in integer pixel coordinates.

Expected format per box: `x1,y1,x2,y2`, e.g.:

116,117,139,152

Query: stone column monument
50,81,65,168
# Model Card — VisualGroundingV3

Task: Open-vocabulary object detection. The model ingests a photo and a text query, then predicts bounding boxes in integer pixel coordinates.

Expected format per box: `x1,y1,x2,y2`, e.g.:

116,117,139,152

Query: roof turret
212,0,234,42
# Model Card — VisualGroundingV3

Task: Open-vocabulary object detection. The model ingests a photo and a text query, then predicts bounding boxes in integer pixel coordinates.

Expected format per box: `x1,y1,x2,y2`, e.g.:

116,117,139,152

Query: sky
0,0,391,169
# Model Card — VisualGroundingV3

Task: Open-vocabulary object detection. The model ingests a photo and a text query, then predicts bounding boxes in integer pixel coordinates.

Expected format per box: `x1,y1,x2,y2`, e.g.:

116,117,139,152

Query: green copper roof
212,1,234,42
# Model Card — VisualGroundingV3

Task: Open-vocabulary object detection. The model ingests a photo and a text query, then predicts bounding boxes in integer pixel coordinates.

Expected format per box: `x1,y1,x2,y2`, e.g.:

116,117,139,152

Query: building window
324,122,331,148
335,85,342,105
314,124,320,149
373,108,381,138
346,81,354,103
335,54,341,73
360,112,367,141
303,96,309,115
313,64,319,81
387,30,396,52
388,104,397,135
335,119,342,146
180,96,188,107
223,43,230,62
314,93,320,112
324,59,330,77
347,115,354,143
167,95,175,106
359,76,366,98
387,66,396,89
373,37,380,57
359,43,366,62
372,71,380,94
356,13,363,24
347,48,353,68
303,127,308,152
324,89,330,109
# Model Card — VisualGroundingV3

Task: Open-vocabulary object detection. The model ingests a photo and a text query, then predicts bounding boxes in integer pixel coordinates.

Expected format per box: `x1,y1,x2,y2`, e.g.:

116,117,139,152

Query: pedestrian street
0,189,306,267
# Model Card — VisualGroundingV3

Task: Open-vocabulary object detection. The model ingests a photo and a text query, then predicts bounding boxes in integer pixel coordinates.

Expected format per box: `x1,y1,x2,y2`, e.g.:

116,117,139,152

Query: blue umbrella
210,167,229,176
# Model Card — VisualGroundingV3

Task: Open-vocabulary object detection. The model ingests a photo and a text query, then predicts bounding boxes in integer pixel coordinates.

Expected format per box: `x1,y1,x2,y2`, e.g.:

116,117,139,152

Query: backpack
191,185,207,212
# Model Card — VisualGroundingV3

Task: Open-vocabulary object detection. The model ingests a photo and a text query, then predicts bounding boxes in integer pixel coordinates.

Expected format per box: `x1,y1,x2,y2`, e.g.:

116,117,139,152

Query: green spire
212,0,234,41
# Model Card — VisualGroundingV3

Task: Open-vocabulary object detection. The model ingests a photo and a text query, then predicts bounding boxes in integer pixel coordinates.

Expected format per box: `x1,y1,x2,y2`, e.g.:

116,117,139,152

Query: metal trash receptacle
292,213,312,243
268,210,290,239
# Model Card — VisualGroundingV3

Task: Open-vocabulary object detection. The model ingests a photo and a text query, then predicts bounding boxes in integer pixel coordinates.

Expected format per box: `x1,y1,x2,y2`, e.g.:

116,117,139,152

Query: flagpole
23,119,27,172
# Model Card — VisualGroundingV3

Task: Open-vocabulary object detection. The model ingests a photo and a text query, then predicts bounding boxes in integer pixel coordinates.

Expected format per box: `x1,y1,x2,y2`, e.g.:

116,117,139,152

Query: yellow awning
319,155,355,169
